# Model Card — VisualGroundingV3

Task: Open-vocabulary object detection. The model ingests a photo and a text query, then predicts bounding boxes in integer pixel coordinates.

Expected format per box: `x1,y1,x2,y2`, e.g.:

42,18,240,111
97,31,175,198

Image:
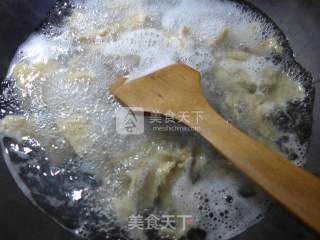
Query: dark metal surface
0,2,77,239
0,0,319,239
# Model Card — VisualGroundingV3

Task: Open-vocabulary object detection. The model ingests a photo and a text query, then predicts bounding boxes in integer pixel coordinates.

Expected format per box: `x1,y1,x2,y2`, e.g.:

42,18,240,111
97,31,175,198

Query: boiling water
0,0,314,240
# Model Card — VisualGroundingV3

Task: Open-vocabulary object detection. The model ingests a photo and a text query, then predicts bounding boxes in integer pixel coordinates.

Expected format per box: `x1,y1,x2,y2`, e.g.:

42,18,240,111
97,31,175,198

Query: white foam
171,170,267,240
18,34,71,64
102,28,213,80
162,0,231,42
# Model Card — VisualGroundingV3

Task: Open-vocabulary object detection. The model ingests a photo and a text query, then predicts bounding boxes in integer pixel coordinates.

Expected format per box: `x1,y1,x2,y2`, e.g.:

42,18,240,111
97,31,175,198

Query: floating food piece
77,12,151,44
77,25,119,44
212,63,257,94
56,115,91,156
130,12,151,26
191,148,208,182
259,69,281,94
176,26,194,48
12,62,58,97
247,37,283,56
113,144,196,221
211,58,306,145
213,27,230,46
224,51,251,61
0,115,35,138
179,26,191,37
67,68,97,83
267,72,305,106
114,158,177,218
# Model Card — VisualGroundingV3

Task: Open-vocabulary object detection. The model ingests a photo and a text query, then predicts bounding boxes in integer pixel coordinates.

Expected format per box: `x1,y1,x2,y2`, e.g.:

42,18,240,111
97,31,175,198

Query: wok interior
0,0,318,240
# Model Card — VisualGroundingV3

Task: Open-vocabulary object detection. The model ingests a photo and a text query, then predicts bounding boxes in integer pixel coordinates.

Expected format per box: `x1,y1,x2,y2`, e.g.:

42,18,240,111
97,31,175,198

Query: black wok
0,0,319,239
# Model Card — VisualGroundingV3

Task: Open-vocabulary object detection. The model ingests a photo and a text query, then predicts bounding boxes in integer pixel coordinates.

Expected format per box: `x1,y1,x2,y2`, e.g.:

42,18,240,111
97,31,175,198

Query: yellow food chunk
113,144,194,219
0,115,35,138
11,62,58,98
77,27,114,44
179,26,191,37
212,64,257,94
56,115,90,156
268,72,305,106
213,27,229,46
114,155,177,218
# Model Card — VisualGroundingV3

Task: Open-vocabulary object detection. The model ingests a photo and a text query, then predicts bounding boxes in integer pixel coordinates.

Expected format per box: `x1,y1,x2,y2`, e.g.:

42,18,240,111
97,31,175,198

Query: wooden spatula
111,63,320,234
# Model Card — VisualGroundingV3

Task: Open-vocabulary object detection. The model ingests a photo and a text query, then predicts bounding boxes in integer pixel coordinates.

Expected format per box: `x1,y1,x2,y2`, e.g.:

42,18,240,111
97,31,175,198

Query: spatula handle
186,100,320,234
